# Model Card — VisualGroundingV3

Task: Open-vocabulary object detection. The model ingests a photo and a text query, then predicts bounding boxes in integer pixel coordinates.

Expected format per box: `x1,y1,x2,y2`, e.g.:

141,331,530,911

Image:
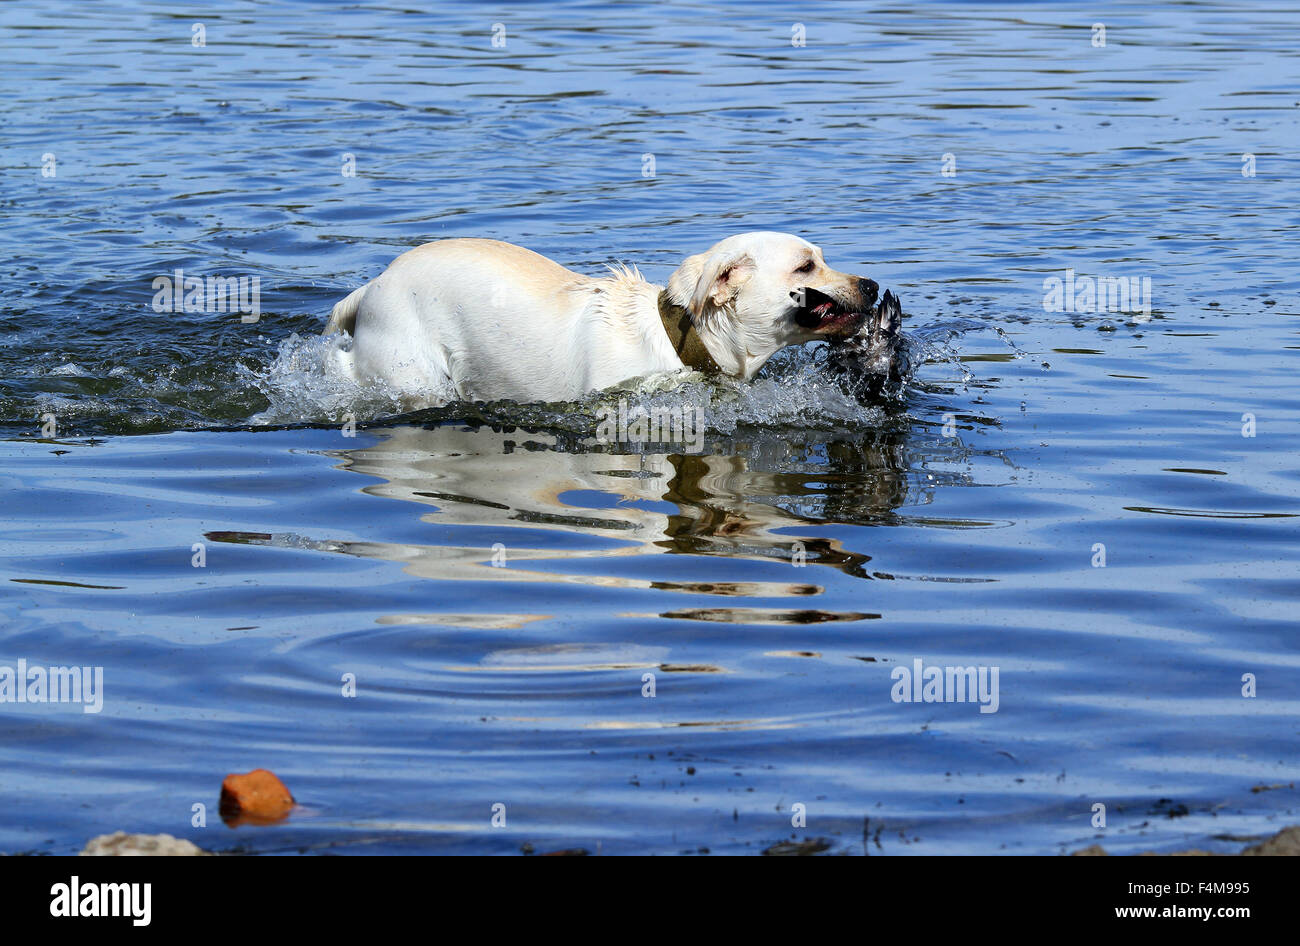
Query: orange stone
219,768,294,824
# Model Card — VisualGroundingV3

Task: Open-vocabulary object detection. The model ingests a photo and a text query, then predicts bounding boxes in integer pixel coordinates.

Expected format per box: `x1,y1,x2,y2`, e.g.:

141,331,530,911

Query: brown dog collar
657,290,722,374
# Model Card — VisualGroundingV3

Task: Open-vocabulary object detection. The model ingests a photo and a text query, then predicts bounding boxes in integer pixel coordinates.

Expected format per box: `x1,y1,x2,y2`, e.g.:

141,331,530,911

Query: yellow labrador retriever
324,232,878,406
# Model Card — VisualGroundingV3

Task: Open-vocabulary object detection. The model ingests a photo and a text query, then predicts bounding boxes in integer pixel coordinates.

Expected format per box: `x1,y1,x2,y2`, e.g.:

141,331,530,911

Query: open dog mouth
791,285,877,335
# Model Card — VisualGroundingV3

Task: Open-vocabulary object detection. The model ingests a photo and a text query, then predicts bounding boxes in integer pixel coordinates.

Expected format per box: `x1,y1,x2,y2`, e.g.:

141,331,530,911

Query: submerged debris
763,837,833,856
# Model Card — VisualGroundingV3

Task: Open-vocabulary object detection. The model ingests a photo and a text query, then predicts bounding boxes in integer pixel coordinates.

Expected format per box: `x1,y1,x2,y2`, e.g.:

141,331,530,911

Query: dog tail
324,284,368,336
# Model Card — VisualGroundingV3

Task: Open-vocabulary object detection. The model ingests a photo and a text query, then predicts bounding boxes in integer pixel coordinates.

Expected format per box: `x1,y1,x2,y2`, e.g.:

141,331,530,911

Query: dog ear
668,250,755,317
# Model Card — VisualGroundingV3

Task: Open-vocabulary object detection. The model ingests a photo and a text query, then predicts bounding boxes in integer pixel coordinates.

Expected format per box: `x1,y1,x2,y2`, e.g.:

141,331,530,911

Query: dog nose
859,278,879,301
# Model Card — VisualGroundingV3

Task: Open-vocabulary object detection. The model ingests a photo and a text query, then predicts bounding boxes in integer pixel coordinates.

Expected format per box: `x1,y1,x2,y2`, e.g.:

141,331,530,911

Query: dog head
666,232,879,378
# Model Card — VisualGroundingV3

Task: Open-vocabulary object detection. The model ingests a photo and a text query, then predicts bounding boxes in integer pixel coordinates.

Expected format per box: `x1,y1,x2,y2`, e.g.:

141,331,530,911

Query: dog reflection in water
205,425,913,626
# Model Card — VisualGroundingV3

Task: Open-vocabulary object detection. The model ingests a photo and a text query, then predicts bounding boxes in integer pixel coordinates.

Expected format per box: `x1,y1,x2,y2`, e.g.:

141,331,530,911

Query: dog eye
795,260,815,274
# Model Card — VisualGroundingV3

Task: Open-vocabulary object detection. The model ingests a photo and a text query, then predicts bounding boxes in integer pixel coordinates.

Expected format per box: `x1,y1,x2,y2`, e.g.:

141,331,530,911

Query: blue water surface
0,0,1297,854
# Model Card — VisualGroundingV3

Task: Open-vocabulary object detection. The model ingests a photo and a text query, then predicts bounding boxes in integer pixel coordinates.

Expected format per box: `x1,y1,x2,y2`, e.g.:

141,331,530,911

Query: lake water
1,1,1298,855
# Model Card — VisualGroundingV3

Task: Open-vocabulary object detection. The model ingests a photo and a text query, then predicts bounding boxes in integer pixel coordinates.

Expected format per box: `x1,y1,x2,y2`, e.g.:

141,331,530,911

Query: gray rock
80,831,210,856
1072,824,1300,856
1242,825,1300,856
